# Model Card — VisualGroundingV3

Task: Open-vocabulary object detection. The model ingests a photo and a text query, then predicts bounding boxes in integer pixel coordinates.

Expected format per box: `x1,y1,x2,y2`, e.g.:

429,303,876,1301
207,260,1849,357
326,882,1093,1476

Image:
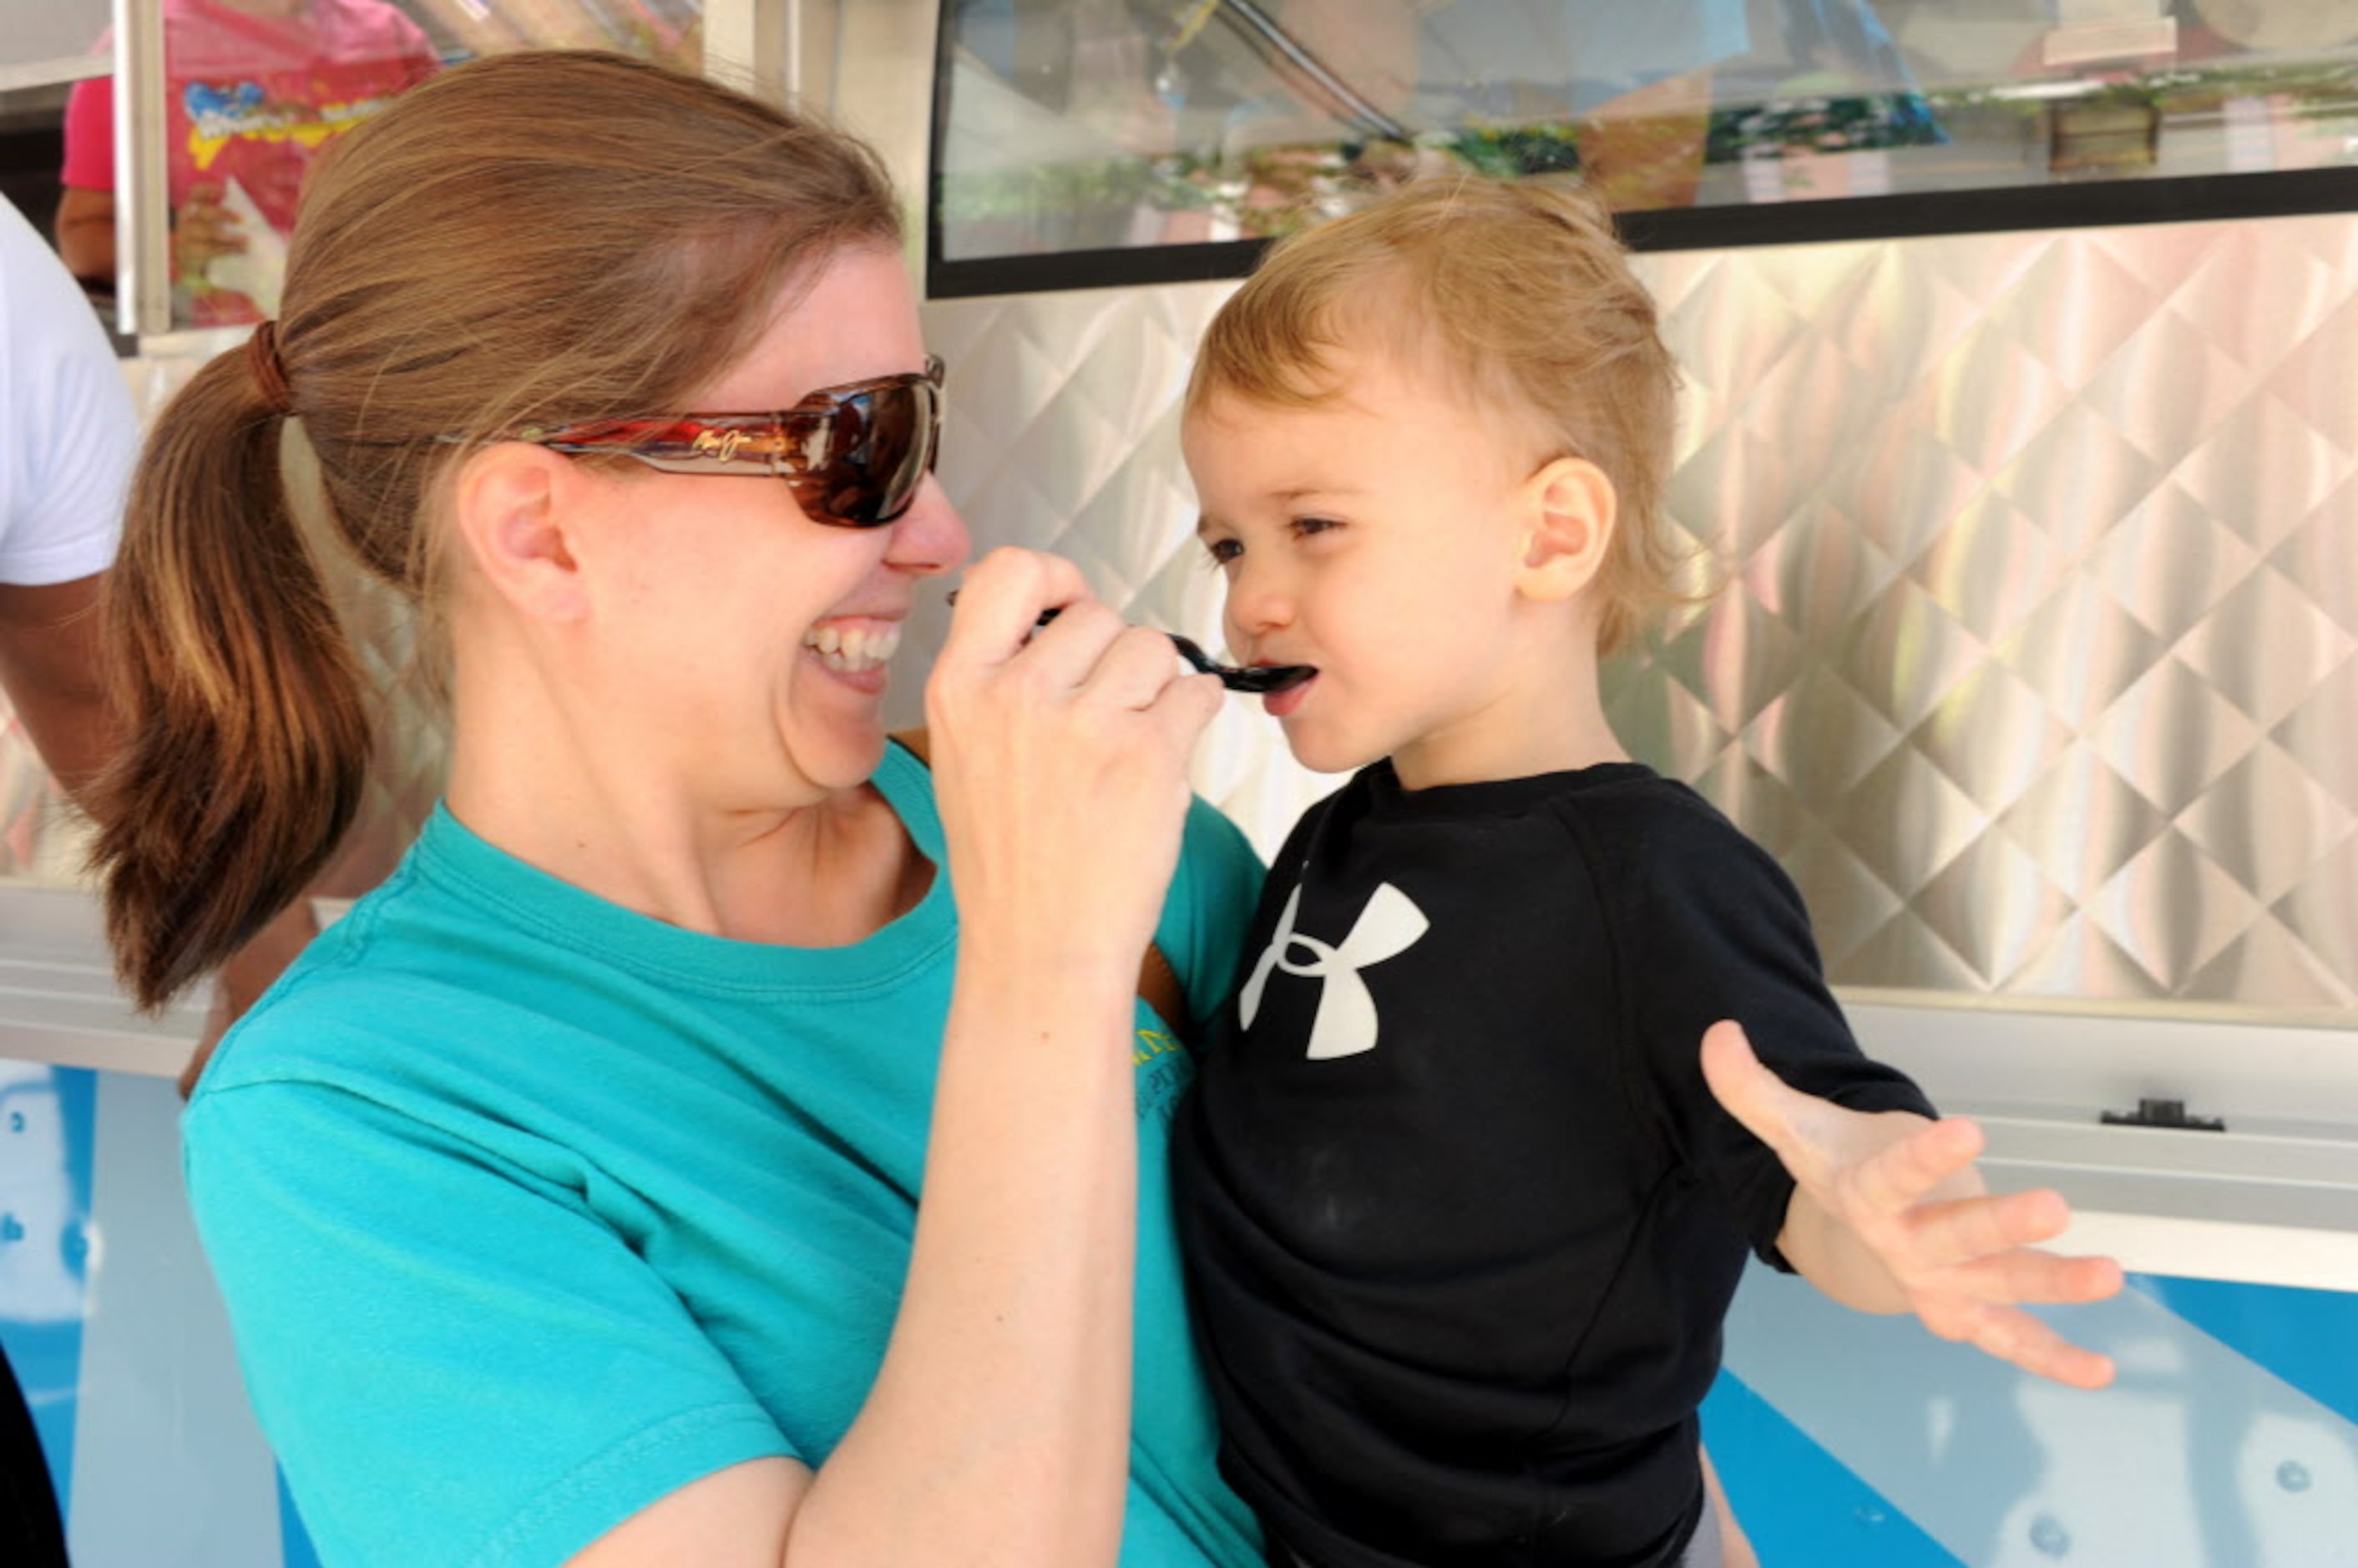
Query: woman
92,49,1255,1568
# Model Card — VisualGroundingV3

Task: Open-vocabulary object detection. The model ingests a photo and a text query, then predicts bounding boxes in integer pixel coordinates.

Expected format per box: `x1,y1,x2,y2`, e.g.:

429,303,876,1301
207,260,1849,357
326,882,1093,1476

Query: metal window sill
1849,996,2358,1292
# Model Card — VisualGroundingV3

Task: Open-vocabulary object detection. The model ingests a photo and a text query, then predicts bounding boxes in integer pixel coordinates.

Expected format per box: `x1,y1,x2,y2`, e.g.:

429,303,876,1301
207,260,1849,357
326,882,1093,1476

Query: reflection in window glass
400,0,701,71
3,0,111,80
936,1,2358,263
56,1,700,331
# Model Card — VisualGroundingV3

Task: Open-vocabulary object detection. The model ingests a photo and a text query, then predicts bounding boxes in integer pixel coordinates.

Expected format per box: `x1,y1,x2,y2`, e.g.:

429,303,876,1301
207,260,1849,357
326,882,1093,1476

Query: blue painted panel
279,1469,323,1568
2129,1272,2358,1429
1718,1262,2358,1566
1703,1368,1965,1567
0,1064,95,1526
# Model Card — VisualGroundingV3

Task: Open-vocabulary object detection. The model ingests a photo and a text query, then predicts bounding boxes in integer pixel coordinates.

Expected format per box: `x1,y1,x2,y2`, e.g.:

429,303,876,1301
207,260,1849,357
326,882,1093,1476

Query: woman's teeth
804,623,901,673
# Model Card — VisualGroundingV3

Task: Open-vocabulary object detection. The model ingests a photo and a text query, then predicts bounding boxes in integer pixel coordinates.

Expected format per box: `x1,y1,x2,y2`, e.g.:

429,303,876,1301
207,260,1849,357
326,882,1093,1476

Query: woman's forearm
788,944,1141,1567
772,544,1219,1565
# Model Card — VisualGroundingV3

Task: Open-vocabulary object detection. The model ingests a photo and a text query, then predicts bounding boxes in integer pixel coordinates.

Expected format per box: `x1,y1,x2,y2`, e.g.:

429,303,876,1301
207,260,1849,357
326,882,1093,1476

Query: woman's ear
448,443,590,623
1515,456,1617,604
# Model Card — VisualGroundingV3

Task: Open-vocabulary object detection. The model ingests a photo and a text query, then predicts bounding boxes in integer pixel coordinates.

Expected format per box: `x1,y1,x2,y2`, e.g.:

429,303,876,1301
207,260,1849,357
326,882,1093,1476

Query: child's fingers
1890,1192,2042,1272
1958,1305,2118,1390
2044,1345,2119,1392
1936,1246,2127,1309
1837,1115,1985,1220
1890,1184,2064,1271
2059,1252,2128,1306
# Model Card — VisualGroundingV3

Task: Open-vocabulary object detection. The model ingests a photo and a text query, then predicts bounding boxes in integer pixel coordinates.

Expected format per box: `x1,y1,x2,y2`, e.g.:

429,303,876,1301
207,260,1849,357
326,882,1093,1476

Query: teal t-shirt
184,741,1267,1568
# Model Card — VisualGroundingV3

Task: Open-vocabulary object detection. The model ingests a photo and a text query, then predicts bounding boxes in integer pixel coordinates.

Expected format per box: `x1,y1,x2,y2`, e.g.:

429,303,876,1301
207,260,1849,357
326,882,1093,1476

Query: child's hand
1701,1020,2124,1391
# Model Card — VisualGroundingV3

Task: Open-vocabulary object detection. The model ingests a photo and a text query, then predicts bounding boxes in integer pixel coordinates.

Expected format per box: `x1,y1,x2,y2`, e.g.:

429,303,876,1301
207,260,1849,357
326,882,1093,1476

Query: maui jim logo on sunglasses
487,357,945,527
691,427,777,464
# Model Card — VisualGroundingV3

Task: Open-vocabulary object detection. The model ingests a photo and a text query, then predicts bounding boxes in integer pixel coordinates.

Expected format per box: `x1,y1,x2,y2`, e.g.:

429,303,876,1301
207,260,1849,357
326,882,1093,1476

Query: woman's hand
924,548,1222,976
774,549,1219,1568
1702,1020,2124,1390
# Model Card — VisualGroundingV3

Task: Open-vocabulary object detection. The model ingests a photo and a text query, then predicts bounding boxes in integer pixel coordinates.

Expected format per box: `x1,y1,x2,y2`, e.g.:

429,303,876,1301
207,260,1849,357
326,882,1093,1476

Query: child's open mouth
1262,671,1316,717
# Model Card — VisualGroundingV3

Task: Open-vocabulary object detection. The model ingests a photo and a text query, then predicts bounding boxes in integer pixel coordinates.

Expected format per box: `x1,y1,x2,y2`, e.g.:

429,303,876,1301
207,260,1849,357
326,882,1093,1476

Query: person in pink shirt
55,0,438,324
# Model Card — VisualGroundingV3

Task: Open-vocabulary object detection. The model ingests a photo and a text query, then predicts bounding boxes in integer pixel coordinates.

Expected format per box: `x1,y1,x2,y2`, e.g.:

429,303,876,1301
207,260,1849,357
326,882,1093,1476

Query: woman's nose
885,475,972,577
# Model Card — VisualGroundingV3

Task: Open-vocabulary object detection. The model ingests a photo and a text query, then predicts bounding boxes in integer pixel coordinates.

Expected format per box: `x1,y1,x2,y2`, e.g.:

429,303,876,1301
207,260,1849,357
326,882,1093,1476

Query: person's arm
0,572,113,797
1601,807,2122,1390
2,202,129,789
56,74,117,285
1701,1021,2123,1389
56,182,249,296
53,187,115,286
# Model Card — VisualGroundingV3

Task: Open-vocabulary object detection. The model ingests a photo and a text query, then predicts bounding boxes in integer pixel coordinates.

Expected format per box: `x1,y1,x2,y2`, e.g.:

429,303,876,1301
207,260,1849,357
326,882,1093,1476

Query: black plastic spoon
1161,629,1316,695
948,595,1315,694
1035,606,1314,695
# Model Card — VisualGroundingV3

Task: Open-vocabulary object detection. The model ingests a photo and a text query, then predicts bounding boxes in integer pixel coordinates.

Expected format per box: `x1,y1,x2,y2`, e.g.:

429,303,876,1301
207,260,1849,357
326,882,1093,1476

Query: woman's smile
802,617,903,677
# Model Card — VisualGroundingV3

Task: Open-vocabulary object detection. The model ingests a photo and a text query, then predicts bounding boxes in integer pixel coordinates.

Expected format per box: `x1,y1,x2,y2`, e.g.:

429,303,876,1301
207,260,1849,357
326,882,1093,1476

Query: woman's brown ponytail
89,348,370,1010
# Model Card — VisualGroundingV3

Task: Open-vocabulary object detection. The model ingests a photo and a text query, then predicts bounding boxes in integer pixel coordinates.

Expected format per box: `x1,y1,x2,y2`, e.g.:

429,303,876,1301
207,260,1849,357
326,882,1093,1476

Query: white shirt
0,195,134,585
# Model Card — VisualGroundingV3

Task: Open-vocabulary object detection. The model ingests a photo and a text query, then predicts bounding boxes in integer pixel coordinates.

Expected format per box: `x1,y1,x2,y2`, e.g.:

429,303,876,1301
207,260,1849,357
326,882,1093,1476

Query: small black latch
2100,1097,2225,1132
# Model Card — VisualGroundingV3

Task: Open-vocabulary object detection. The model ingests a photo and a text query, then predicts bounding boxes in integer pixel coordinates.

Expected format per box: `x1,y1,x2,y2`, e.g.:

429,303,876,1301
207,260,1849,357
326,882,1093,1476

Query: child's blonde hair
1187,176,1688,656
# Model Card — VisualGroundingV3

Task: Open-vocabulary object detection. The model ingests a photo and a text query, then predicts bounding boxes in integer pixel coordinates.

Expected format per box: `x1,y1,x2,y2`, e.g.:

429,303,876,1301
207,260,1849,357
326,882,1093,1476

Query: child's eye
1292,516,1342,539
1202,537,1243,566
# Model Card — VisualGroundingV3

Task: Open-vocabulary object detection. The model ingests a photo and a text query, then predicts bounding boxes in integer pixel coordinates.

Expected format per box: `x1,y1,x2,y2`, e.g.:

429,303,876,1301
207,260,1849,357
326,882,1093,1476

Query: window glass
934,1,2358,271
2,0,112,85
59,2,701,332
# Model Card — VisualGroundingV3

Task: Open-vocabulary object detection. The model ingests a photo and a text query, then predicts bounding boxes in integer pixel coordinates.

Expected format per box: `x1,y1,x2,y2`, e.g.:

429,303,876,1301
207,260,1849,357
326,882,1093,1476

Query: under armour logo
1240,883,1429,1060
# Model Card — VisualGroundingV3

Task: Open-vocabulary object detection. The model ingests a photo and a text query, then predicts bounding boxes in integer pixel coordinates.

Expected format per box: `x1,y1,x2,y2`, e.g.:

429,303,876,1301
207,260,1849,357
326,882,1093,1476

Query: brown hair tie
245,319,296,416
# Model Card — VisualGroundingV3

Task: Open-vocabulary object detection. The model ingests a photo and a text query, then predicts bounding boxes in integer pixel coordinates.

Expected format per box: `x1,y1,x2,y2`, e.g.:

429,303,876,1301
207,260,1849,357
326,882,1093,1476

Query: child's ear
1515,456,1617,604
448,444,590,623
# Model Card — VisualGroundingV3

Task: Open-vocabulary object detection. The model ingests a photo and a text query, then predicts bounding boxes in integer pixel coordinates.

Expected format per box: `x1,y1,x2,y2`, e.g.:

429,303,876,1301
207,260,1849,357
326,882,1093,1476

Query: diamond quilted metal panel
921,210,2358,1012
5,215,2344,1015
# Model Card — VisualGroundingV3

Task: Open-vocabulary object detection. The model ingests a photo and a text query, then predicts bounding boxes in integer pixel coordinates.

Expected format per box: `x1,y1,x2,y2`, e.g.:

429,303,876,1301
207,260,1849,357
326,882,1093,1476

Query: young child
1167,177,2123,1568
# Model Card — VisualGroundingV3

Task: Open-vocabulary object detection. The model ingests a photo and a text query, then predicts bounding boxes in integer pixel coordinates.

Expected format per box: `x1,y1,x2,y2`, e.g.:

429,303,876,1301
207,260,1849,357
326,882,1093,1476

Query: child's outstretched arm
1699,1021,2124,1391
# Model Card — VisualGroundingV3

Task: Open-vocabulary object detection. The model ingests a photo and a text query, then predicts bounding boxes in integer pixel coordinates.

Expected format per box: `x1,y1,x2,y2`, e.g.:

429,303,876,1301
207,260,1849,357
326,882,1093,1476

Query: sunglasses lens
806,377,941,527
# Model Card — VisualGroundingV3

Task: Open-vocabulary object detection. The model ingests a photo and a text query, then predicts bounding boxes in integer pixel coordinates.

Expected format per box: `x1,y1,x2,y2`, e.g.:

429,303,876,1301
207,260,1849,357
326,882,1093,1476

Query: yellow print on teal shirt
1134,1023,1192,1120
